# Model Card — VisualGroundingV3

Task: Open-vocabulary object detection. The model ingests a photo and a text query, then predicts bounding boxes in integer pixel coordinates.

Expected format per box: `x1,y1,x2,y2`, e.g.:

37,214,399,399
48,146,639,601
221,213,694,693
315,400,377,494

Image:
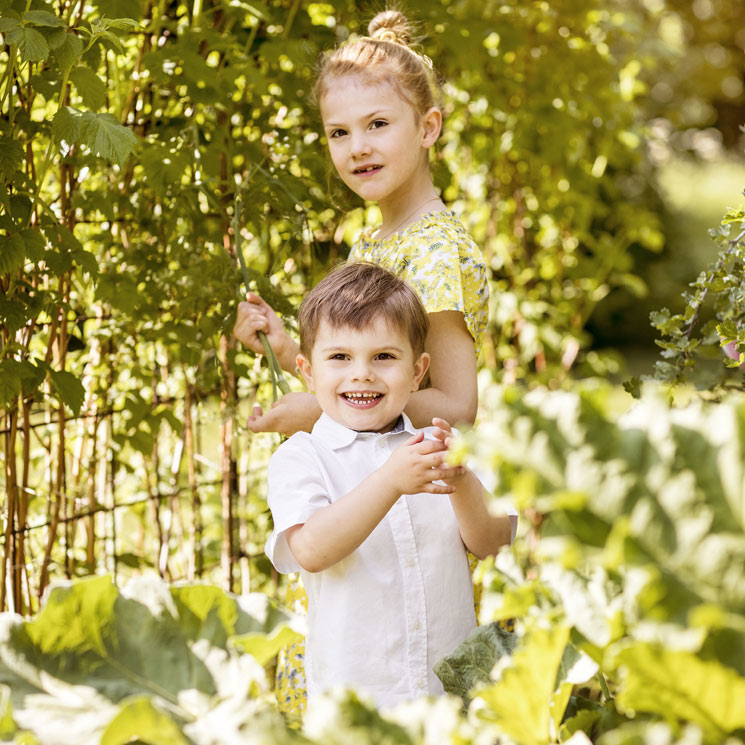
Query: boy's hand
247,392,321,437
383,431,465,496
234,293,294,363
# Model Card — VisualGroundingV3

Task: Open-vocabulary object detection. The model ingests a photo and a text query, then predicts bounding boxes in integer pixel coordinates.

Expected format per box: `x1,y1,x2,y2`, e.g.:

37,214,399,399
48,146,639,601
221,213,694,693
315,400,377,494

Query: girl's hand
234,293,296,369
382,432,461,495
431,417,467,483
246,392,321,437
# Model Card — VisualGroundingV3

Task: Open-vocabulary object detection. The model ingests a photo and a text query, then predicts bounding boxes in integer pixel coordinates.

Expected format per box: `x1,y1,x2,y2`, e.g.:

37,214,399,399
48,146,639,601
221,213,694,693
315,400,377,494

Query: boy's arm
447,468,513,560
286,433,456,573
432,418,514,560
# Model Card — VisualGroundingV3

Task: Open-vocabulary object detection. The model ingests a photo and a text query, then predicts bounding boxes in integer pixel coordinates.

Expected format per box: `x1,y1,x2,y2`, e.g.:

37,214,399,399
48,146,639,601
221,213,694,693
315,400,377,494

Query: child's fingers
403,432,426,447
431,417,452,432
413,438,446,455
420,481,456,495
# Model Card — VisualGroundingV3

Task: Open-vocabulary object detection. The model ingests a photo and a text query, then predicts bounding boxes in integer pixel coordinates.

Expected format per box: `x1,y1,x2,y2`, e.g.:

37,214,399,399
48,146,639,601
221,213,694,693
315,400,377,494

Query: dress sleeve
397,222,488,346
264,435,331,573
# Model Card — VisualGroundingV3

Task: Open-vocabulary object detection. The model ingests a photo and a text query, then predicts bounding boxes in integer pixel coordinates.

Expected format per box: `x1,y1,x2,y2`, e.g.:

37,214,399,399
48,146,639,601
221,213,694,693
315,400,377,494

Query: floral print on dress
349,209,489,355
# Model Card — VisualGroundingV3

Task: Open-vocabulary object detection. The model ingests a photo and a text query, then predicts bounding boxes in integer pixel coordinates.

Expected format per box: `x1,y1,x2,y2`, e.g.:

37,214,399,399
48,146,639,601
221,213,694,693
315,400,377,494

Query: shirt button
413,620,421,630
407,558,415,567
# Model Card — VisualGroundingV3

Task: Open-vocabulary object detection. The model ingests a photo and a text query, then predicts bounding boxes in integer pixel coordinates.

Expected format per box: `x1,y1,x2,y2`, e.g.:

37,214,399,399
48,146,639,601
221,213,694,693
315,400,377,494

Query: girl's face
320,75,441,210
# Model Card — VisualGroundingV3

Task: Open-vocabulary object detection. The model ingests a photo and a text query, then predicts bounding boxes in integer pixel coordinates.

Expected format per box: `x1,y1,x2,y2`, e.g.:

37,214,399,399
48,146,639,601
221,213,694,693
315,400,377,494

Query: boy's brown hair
298,262,429,358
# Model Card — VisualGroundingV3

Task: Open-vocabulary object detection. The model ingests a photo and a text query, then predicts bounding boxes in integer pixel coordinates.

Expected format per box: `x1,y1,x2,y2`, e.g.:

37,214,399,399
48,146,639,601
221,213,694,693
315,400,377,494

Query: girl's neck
376,175,445,241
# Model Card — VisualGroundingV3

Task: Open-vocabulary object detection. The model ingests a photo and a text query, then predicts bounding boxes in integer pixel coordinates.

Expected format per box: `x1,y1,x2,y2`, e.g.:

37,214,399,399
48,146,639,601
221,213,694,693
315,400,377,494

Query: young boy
265,262,516,709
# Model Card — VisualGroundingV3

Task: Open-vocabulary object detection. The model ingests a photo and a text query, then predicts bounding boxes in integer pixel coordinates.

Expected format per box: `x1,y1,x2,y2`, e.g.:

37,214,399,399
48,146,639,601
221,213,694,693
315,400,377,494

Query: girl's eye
370,120,387,130
329,128,347,139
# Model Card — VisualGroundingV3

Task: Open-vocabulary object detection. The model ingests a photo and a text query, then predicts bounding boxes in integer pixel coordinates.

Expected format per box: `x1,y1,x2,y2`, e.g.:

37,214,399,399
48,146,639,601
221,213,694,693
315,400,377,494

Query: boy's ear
296,354,314,391
421,107,442,149
411,352,430,391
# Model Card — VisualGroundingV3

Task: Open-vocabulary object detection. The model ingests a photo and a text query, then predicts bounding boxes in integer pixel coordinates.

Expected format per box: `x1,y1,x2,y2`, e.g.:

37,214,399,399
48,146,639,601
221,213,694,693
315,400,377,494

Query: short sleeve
265,435,331,573
350,212,489,353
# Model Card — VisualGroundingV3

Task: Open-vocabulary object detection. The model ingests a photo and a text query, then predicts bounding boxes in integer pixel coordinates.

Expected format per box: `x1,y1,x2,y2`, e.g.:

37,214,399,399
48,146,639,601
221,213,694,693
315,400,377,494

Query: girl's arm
246,393,321,436
404,310,479,428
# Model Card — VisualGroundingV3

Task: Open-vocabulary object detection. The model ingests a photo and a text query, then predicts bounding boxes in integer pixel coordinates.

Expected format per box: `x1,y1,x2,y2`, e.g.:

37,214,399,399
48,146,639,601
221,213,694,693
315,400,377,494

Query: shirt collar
312,412,417,450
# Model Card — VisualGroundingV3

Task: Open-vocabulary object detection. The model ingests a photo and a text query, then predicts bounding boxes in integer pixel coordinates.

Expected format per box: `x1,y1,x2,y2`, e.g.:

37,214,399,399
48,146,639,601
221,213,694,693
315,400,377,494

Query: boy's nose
350,360,374,381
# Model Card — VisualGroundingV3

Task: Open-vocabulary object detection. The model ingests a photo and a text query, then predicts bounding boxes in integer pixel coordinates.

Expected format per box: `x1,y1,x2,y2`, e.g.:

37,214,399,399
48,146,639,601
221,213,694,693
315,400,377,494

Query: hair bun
368,10,412,46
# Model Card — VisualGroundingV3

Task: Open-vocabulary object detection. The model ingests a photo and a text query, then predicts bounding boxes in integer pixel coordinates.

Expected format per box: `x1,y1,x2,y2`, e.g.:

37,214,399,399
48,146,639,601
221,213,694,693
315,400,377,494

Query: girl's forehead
320,75,409,115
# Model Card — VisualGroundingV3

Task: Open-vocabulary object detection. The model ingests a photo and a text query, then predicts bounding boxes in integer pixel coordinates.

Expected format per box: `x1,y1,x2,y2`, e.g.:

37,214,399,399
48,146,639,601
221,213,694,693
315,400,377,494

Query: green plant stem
232,192,291,400
597,672,613,704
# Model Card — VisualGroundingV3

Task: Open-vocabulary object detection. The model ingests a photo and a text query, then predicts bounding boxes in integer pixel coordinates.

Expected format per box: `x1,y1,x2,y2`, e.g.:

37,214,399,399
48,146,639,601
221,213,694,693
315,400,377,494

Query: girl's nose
350,132,372,158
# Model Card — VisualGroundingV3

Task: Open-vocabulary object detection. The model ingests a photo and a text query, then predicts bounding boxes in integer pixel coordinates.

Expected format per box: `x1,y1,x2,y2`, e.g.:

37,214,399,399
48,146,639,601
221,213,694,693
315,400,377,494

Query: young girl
234,9,490,715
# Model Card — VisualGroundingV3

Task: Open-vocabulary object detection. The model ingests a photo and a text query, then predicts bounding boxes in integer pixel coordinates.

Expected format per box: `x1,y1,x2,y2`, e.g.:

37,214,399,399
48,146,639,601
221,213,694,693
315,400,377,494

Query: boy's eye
376,352,395,360
329,353,347,360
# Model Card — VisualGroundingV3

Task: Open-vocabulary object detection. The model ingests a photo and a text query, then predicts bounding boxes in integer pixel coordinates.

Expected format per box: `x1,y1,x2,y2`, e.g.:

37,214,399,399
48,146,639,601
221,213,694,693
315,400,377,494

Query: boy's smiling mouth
341,391,383,407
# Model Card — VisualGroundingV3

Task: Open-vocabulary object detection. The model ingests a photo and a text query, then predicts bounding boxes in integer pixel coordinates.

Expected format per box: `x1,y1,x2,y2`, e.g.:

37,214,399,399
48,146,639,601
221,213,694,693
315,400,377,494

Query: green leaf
79,112,138,165
100,697,188,745
22,10,64,27
0,233,26,274
434,622,518,705
0,297,28,333
0,18,20,33
51,108,138,164
0,684,16,739
91,0,144,21
615,643,745,740
622,376,641,399
0,575,299,744
0,137,24,181
48,369,85,414
53,32,83,75
0,360,22,407
20,229,45,262
70,65,107,110
6,26,49,62
473,625,570,745
51,106,83,147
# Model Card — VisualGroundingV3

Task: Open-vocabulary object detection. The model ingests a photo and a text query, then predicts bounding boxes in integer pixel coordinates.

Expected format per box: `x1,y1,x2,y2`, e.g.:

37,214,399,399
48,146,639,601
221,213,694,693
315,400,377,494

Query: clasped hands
382,417,466,495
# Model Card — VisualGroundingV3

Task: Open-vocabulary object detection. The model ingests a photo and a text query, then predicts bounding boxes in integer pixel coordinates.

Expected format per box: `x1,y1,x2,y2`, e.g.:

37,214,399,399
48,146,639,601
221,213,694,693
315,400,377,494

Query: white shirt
265,413,482,709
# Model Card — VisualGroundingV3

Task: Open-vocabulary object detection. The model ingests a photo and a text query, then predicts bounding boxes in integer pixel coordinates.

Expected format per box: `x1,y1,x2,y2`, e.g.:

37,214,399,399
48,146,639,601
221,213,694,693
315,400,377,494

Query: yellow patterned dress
274,209,490,717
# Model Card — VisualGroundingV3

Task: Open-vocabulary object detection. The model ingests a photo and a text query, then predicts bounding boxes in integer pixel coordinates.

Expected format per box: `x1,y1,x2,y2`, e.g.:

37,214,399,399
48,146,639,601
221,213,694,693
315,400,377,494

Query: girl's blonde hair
314,9,440,121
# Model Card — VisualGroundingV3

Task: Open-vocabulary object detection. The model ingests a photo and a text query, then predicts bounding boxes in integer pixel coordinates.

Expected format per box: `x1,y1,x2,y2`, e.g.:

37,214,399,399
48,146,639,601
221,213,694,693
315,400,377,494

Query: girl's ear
296,354,314,391
421,107,442,149
411,352,430,391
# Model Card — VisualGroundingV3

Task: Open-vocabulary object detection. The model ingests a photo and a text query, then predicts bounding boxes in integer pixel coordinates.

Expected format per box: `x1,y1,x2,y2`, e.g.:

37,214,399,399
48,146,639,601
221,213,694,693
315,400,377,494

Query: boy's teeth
345,392,380,400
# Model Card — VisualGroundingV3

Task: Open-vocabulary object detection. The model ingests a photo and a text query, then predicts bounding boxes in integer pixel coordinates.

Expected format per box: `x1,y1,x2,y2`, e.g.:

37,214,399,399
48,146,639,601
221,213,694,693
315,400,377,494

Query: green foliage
453,380,745,744
1,384,743,745
433,621,517,705
648,204,745,390
0,575,301,744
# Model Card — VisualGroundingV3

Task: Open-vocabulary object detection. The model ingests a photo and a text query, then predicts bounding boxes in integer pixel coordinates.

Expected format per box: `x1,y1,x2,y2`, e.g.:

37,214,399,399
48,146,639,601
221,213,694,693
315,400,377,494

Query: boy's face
297,316,429,433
